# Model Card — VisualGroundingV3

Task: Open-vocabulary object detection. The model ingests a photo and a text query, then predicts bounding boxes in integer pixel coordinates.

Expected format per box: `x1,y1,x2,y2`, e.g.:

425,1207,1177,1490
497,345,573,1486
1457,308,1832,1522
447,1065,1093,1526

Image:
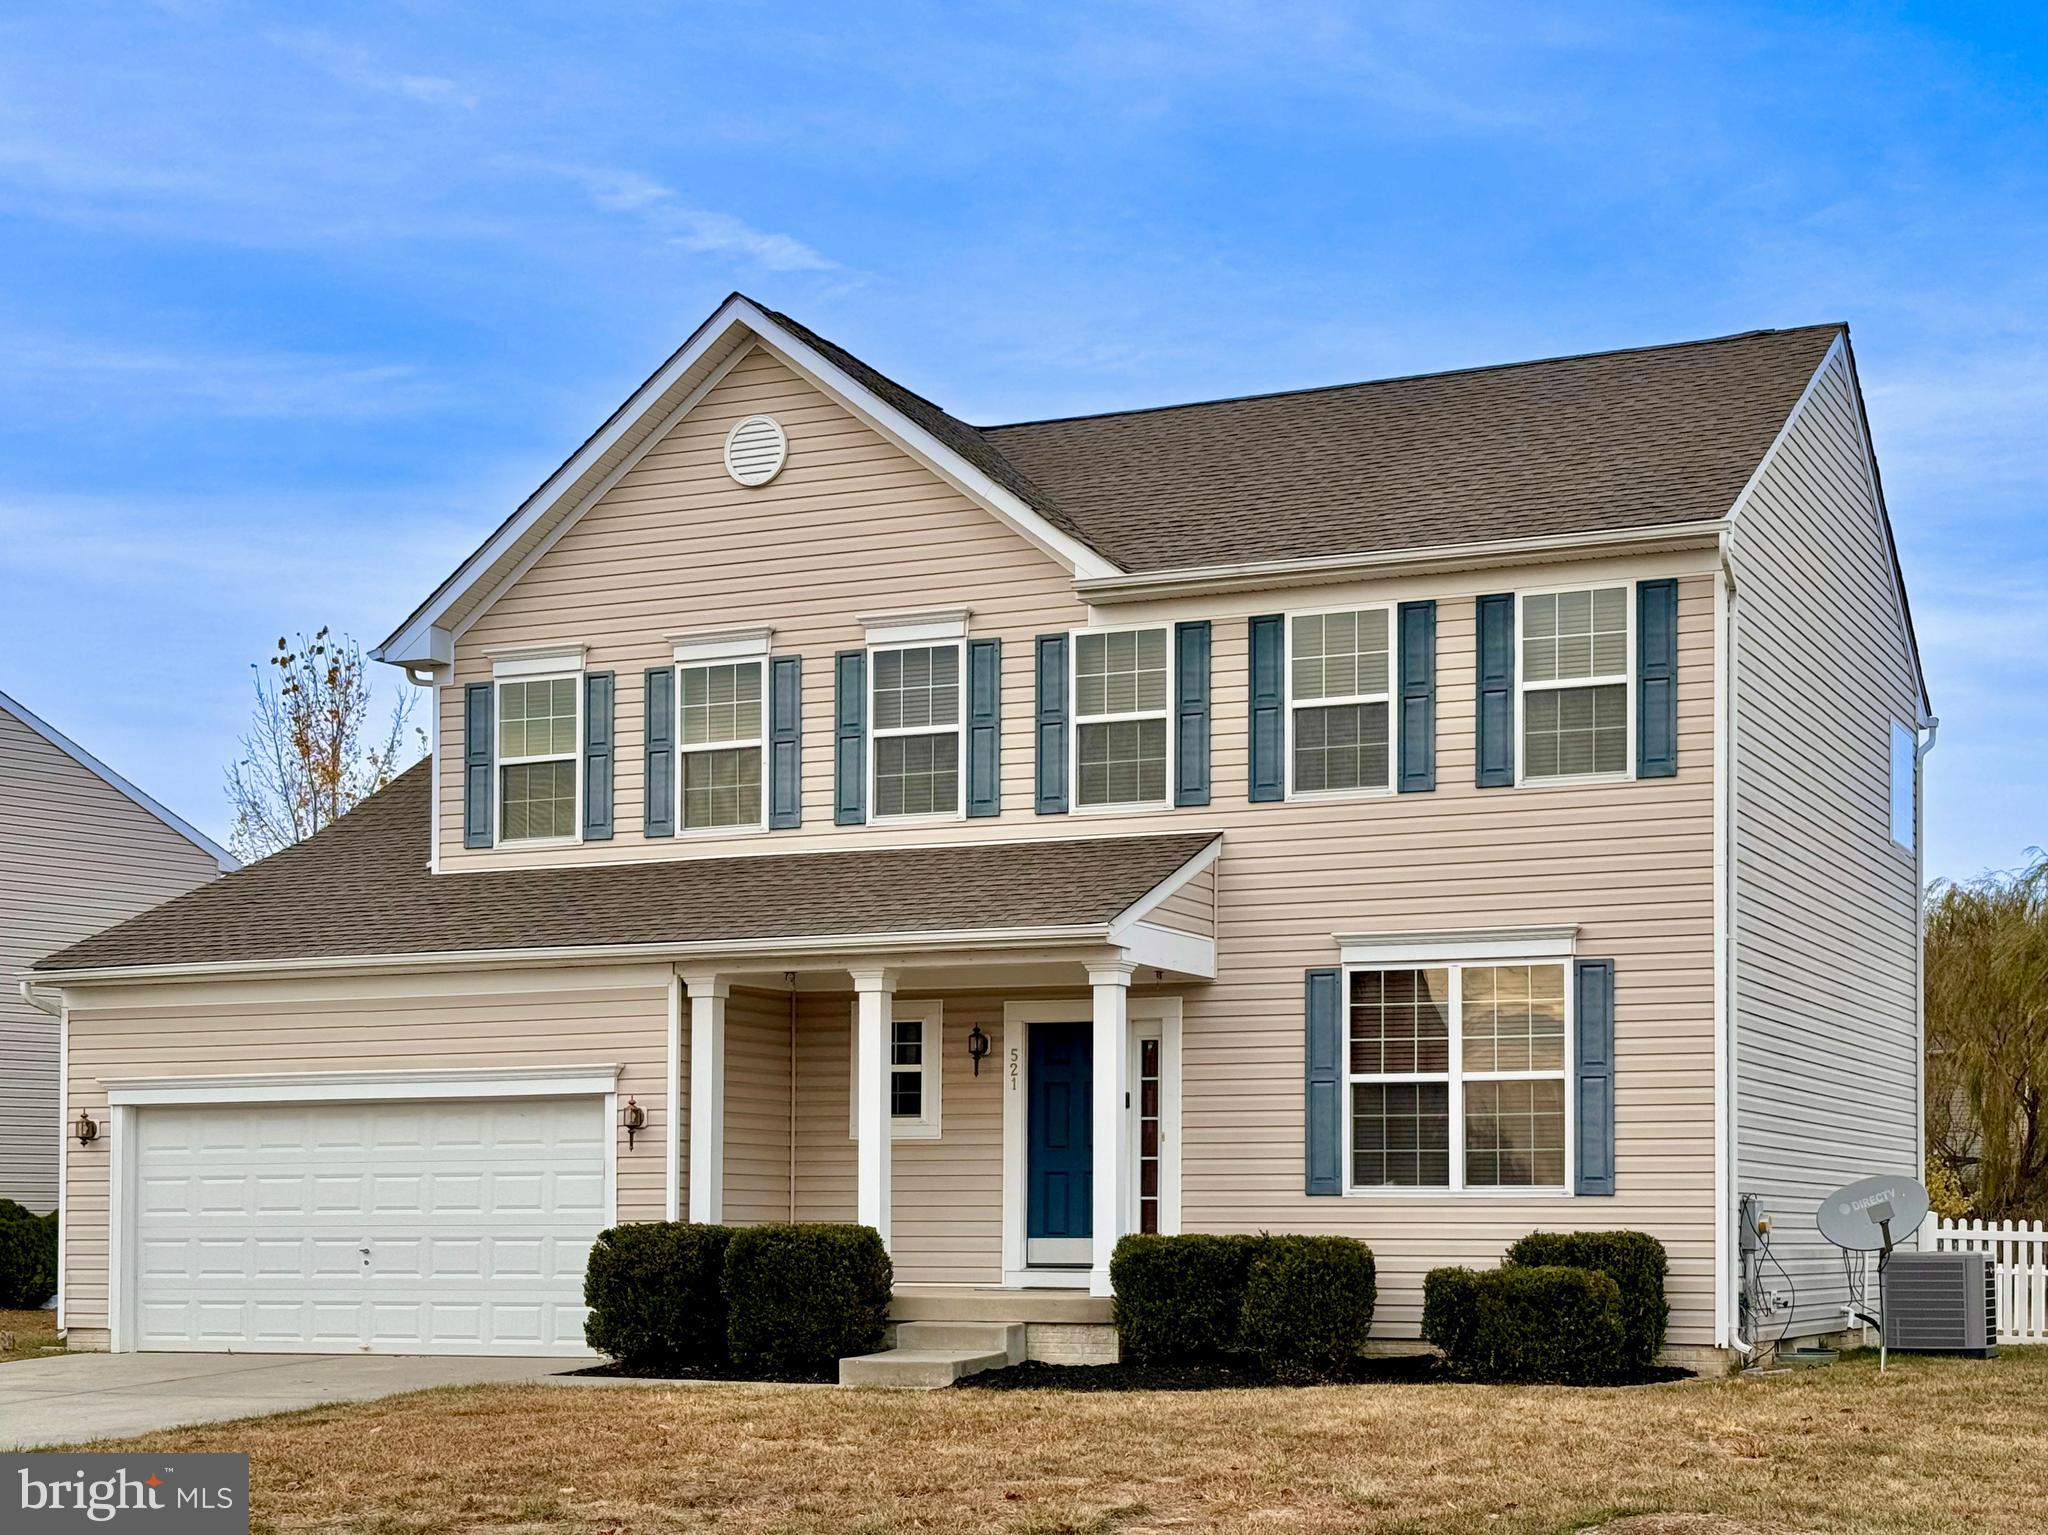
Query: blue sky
0,1,2040,879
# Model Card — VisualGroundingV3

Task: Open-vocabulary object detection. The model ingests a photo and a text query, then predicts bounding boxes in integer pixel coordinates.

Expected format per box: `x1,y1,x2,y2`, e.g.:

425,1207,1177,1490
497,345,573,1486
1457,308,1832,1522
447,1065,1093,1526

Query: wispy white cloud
523,160,836,272
268,30,478,110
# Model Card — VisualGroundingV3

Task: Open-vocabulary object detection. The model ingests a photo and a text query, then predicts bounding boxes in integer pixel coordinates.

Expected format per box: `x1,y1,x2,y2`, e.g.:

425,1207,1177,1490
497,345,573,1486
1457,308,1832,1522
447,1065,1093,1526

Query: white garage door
130,1095,606,1356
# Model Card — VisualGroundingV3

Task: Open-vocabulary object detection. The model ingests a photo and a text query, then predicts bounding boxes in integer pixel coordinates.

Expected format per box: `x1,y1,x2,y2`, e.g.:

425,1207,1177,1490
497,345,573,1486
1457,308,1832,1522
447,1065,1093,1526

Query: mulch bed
565,1359,835,1385
960,1354,1693,1391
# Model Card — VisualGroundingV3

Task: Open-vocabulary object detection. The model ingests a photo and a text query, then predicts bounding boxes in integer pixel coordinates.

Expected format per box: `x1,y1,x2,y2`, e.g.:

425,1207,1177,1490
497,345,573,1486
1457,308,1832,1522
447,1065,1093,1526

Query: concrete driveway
0,1351,582,1448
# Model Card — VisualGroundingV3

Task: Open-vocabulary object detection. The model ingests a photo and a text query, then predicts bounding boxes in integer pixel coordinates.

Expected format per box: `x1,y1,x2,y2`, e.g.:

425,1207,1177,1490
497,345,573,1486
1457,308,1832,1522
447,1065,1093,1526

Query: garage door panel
130,1095,607,1357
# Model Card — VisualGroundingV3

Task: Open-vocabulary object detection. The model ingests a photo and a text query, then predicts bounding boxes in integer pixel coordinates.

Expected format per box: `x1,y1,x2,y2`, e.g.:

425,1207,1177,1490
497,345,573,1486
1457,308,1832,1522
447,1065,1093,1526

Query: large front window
871,643,962,818
1290,607,1392,795
1074,627,1169,808
497,676,578,841
1521,587,1629,780
1346,961,1570,1191
678,660,764,830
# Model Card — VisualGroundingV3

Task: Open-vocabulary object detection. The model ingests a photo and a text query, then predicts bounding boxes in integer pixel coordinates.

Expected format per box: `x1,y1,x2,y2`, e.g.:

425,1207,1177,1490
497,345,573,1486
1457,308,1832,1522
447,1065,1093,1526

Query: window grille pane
1293,701,1390,793
1461,964,1568,1072
1522,682,1625,779
1523,586,1626,686
498,678,578,760
891,1069,923,1119
681,745,761,828
1464,1078,1566,1187
892,1020,922,1066
1075,629,1168,720
499,760,575,841
1076,717,1167,806
875,731,959,817
874,645,959,733
679,662,762,747
1351,1081,1450,1187
1291,609,1389,702
1348,968,1450,1074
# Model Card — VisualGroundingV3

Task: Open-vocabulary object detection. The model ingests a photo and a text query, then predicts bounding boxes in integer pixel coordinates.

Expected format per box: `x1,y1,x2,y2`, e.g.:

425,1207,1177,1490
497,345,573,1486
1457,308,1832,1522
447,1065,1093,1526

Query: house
24,296,1927,1371
1,688,233,1212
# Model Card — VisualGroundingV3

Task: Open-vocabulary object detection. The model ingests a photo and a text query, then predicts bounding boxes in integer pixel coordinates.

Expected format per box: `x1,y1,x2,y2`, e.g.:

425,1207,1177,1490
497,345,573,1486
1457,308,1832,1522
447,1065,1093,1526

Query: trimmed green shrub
1239,1235,1376,1381
583,1221,735,1369
724,1223,891,1376
0,1207,57,1309
1109,1233,1264,1363
1505,1230,1669,1369
1425,1264,1628,1384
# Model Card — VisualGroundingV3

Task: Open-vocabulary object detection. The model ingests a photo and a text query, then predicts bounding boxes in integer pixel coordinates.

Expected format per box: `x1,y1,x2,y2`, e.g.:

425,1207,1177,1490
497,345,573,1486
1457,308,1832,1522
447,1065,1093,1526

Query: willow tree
1925,854,2048,1217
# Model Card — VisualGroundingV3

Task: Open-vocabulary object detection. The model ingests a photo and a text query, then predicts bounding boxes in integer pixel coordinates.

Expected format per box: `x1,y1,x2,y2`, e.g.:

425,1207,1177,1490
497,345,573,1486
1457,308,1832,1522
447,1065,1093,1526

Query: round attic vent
723,414,788,487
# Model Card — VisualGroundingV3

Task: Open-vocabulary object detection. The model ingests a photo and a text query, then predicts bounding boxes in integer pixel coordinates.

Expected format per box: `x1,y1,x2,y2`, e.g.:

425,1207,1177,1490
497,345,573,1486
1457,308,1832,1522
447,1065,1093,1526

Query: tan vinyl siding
60,965,670,1343
0,705,221,1211
1150,866,1214,938
722,986,794,1224
793,992,1007,1286
1728,348,1922,1338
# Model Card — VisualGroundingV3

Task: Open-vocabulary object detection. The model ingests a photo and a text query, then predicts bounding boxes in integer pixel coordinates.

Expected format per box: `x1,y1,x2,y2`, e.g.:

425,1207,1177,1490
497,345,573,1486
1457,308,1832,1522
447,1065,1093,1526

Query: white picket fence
1927,1217,2048,1344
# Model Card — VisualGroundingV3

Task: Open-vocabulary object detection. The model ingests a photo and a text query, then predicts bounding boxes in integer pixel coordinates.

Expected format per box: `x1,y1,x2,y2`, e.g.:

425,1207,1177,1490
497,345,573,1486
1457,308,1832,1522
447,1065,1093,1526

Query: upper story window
1289,607,1393,796
1889,720,1916,851
1074,626,1170,809
872,643,963,819
1347,960,1570,1193
678,659,764,830
497,675,580,842
1520,586,1630,782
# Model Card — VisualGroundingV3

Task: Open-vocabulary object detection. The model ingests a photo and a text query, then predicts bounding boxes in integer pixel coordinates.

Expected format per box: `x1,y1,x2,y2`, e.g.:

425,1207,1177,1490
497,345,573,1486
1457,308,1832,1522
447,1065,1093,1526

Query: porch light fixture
621,1096,646,1150
73,1109,99,1147
966,1024,990,1076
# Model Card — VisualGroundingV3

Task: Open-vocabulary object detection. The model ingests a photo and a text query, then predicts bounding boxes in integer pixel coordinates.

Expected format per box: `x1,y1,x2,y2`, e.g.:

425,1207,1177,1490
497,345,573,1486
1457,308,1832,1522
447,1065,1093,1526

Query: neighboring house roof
0,688,236,872
34,762,1217,975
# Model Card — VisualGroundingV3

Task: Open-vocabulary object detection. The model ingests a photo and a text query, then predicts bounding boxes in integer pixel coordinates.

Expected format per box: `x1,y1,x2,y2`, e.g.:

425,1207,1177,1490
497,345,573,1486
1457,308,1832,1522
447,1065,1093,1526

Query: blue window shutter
643,667,674,838
834,650,865,825
582,671,614,841
1637,578,1679,778
1475,593,1516,788
1304,967,1343,1195
1248,614,1284,803
769,655,803,829
1575,958,1616,1196
1174,620,1211,807
462,683,493,849
1034,634,1068,815
967,638,1002,818
1397,600,1436,793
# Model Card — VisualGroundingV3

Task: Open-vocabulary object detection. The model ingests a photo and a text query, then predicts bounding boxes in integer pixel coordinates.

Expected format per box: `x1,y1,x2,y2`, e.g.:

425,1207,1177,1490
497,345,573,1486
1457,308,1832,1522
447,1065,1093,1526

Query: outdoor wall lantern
966,1024,990,1076
73,1109,99,1147
621,1096,645,1150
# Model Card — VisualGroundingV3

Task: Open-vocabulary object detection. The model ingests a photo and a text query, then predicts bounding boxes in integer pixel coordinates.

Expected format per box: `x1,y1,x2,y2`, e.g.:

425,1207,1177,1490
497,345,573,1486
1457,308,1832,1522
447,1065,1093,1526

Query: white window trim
670,627,773,666
494,665,584,849
1284,601,1399,802
859,608,970,648
487,643,588,680
848,997,943,1140
1514,582,1636,788
1069,621,1175,815
868,638,967,823
673,656,769,835
1341,956,1576,1198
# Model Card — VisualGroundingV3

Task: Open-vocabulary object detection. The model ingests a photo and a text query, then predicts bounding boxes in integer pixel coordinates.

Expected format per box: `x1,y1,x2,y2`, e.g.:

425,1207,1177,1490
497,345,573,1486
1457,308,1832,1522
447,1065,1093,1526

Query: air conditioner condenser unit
1884,1252,1998,1357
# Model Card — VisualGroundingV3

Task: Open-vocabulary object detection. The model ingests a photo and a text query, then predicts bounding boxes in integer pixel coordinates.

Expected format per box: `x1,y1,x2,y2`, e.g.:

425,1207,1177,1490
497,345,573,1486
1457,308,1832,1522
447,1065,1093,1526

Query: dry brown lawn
97,1348,2047,1535
0,1306,61,1364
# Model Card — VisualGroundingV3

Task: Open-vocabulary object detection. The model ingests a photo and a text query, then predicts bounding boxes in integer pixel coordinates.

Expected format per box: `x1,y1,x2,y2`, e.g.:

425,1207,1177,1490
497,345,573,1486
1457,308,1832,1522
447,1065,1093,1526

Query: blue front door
1027,1021,1092,1263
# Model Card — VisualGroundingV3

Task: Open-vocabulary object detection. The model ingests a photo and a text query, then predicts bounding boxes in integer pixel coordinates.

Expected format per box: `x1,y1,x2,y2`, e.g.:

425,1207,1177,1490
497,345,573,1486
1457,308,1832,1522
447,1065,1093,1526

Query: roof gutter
1074,520,1727,604
30,922,1127,989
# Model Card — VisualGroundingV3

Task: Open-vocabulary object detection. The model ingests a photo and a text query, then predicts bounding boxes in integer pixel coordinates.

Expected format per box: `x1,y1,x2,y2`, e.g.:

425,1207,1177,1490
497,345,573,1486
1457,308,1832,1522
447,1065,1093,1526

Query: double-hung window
848,998,943,1140
871,643,963,818
677,659,764,830
497,674,580,842
1346,960,1570,1192
1289,606,1393,796
1074,627,1170,809
1520,586,1630,781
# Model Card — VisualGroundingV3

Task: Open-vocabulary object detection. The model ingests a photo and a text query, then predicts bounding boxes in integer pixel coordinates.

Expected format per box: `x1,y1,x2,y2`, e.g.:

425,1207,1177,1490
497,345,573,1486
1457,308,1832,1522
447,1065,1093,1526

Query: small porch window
849,998,943,1140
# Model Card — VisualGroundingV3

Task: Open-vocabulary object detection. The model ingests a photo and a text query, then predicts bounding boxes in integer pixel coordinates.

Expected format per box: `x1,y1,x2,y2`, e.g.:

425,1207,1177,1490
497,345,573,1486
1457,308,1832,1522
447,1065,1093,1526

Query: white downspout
1913,713,1937,1250
18,977,61,1017
1719,536,1752,1358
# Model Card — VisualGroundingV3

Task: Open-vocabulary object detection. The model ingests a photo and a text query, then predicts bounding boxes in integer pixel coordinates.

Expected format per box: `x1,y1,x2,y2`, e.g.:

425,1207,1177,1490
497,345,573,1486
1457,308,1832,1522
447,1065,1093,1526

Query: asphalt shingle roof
35,762,1218,974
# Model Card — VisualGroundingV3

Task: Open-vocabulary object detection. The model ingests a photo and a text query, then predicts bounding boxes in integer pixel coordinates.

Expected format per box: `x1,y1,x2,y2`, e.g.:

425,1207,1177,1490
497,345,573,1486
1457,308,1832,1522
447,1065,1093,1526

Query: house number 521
1008,1046,1020,1091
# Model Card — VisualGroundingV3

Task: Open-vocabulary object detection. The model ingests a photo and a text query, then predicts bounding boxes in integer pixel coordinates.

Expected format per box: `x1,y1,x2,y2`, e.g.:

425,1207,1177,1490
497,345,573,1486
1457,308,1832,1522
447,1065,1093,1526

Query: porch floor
890,1286,1113,1326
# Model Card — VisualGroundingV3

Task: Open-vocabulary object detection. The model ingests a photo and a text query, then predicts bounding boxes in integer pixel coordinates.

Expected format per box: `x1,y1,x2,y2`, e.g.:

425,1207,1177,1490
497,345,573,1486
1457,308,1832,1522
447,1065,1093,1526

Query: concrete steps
838,1321,1026,1388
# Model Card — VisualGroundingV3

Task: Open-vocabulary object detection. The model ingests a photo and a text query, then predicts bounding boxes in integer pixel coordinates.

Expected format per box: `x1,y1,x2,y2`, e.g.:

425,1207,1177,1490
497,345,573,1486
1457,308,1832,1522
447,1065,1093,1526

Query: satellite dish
1817,1173,1930,1253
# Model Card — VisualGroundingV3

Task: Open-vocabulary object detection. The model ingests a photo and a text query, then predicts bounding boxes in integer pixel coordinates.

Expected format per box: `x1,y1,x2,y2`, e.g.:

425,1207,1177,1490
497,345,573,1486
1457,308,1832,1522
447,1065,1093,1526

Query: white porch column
1089,960,1136,1297
683,971,729,1223
851,965,898,1251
